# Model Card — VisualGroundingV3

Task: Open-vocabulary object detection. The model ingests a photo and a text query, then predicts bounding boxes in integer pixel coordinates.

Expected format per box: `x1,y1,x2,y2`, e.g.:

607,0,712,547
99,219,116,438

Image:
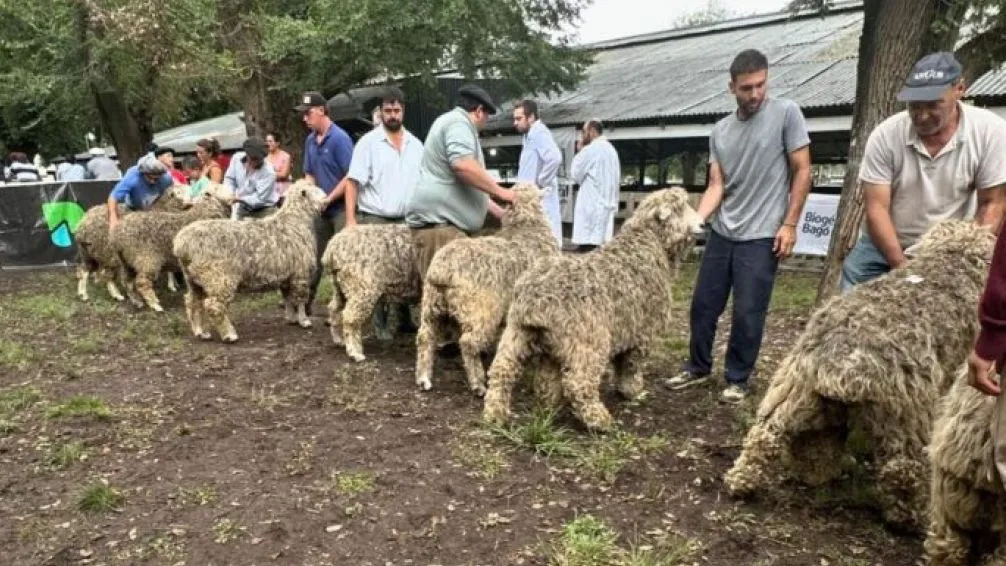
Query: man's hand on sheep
774,224,796,259
968,350,1001,396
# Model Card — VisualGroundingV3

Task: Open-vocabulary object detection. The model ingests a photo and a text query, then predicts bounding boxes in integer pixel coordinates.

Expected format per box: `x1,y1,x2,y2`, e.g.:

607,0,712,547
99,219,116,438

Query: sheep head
284,179,328,213
626,187,704,254
903,219,997,265
202,182,236,205
500,183,547,227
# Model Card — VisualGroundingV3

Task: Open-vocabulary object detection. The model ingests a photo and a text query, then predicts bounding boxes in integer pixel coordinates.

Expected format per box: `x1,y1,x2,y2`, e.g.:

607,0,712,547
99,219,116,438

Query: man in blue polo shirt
105,154,174,233
294,90,355,313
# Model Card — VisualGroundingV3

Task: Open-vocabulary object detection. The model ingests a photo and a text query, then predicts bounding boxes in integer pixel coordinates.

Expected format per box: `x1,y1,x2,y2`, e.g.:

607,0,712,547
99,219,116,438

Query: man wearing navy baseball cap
840,51,1006,291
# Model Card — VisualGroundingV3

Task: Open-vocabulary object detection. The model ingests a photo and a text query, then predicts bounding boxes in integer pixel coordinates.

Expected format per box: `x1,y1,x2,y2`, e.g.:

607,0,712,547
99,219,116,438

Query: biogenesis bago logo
41,202,86,248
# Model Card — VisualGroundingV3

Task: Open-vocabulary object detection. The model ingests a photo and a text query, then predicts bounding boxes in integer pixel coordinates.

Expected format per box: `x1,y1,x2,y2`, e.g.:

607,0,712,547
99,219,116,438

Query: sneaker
661,371,710,390
720,383,751,403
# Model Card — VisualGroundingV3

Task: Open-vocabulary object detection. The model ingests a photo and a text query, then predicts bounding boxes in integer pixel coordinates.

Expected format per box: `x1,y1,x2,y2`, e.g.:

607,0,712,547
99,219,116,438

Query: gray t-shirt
405,107,488,232
709,97,810,241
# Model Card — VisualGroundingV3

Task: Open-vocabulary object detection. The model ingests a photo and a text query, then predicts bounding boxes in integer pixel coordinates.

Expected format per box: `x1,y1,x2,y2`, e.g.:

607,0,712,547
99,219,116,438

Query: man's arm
696,162,725,221
344,178,361,226
970,220,1006,395
223,157,240,193
975,186,1006,231
863,182,907,268
451,157,514,203
774,145,813,258
106,178,131,230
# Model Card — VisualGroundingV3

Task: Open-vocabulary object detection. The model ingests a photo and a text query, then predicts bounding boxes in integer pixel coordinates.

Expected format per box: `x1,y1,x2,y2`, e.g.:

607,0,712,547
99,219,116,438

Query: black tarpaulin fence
0,181,117,270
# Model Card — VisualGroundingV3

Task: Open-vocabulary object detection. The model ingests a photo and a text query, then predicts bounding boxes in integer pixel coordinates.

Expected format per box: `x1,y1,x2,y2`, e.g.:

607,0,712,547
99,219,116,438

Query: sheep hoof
78,294,89,302
348,351,366,362
222,334,239,343
111,294,125,302
196,332,212,341
470,384,487,397
298,319,313,329
416,375,432,391
482,409,509,426
152,305,164,313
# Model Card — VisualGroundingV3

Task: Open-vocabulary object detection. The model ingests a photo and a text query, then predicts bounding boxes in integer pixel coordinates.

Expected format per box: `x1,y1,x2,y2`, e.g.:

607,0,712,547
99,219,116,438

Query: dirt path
0,266,920,565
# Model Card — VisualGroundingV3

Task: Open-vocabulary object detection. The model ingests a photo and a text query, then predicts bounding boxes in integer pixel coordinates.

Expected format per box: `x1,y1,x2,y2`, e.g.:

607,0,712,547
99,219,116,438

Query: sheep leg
327,283,346,346
288,277,313,329
341,290,381,362
415,285,444,391
134,271,164,313
166,271,179,293
613,348,646,400
98,266,126,302
119,264,145,308
560,344,613,432
531,356,564,411
483,324,535,426
373,298,394,342
184,288,212,340
864,403,933,533
202,286,238,343
923,472,979,566
76,263,91,301
459,322,498,397
723,375,829,497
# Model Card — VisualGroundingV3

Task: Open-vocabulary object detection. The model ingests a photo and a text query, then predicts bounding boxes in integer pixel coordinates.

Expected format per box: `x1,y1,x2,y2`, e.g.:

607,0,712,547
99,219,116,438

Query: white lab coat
516,121,563,247
571,137,620,245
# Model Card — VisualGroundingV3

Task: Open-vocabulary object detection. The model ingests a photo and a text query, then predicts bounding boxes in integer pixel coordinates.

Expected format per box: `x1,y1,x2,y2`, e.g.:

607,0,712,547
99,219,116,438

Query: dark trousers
307,210,347,313
686,230,779,385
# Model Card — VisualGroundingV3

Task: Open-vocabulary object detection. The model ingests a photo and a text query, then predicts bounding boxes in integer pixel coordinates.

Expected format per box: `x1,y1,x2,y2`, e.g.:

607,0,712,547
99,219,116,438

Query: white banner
793,193,840,256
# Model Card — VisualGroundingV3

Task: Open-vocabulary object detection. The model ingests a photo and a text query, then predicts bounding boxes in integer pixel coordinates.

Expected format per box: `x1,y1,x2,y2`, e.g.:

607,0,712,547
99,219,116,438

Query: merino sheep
173,180,327,343
75,185,188,302
111,182,234,312
481,187,703,431
415,183,559,395
323,223,420,362
722,220,996,533
924,373,1006,566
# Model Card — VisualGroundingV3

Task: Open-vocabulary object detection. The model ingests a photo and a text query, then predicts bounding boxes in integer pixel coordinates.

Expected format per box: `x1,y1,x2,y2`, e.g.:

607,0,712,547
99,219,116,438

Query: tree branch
955,22,1006,84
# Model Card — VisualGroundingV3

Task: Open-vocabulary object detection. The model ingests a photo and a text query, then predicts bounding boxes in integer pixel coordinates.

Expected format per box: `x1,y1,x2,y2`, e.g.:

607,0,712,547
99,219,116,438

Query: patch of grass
285,439,315,476
546,514,621,566
119,316,185,352
69,336,103,356
250,385,288,412
769,271,819,313
77,482,125,513
46,395,112,420
661,337,689,359
212,518,245,544
488,407,576,458
546,515,702,566
232,291,283,315
179,485,217,506
0,340,40,370
336,471,375,497
143,533,185,561
0,420,19,436
7,293,79,323
623,532,703,566
450,433,509,479
47,440,87,469
0,385,42,416
576,431,669,484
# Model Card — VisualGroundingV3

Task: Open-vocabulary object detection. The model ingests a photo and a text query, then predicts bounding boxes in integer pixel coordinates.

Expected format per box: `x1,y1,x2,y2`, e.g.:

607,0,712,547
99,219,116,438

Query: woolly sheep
722,220,996,533
924,372,1006,565
111,182,235,312
415,183,559,395
322,223,419,362
481,187,704,431
172,180,328,343
75,185,188,302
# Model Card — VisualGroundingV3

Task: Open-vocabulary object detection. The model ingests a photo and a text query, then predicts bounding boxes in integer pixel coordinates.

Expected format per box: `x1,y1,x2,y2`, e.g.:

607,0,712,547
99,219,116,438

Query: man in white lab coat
513,99,563,246
571,120,621,251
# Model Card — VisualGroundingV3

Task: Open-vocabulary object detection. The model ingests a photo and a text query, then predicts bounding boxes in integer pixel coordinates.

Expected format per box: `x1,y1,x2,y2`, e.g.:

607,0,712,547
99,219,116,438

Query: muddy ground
0,263,921,565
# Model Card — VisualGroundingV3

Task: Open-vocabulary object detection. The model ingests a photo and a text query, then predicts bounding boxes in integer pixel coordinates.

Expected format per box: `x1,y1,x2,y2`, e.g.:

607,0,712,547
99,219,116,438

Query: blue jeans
686,231,779,385
839,236,891,293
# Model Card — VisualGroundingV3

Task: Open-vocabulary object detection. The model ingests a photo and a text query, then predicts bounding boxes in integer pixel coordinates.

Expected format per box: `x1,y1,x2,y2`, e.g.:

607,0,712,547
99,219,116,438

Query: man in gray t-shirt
663,49,812,403
404,84,515,280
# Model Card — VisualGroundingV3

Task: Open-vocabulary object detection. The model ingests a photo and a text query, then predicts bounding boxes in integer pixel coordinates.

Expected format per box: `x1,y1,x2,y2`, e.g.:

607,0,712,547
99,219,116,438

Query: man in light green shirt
405,84,515,279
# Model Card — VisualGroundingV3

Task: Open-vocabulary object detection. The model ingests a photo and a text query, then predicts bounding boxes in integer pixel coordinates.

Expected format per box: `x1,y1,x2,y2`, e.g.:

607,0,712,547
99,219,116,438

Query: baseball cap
896,52,963,102
294,91,328,112
242,137,268,160
458,84,498,115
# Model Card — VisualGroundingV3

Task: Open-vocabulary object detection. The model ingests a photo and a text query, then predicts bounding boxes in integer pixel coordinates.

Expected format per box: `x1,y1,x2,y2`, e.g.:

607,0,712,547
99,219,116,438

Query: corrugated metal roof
486,3,1003,132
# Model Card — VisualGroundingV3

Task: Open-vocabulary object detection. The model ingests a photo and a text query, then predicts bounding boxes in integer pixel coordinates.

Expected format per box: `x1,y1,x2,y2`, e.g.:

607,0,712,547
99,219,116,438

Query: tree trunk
240,69,308,176
815,0,945,304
